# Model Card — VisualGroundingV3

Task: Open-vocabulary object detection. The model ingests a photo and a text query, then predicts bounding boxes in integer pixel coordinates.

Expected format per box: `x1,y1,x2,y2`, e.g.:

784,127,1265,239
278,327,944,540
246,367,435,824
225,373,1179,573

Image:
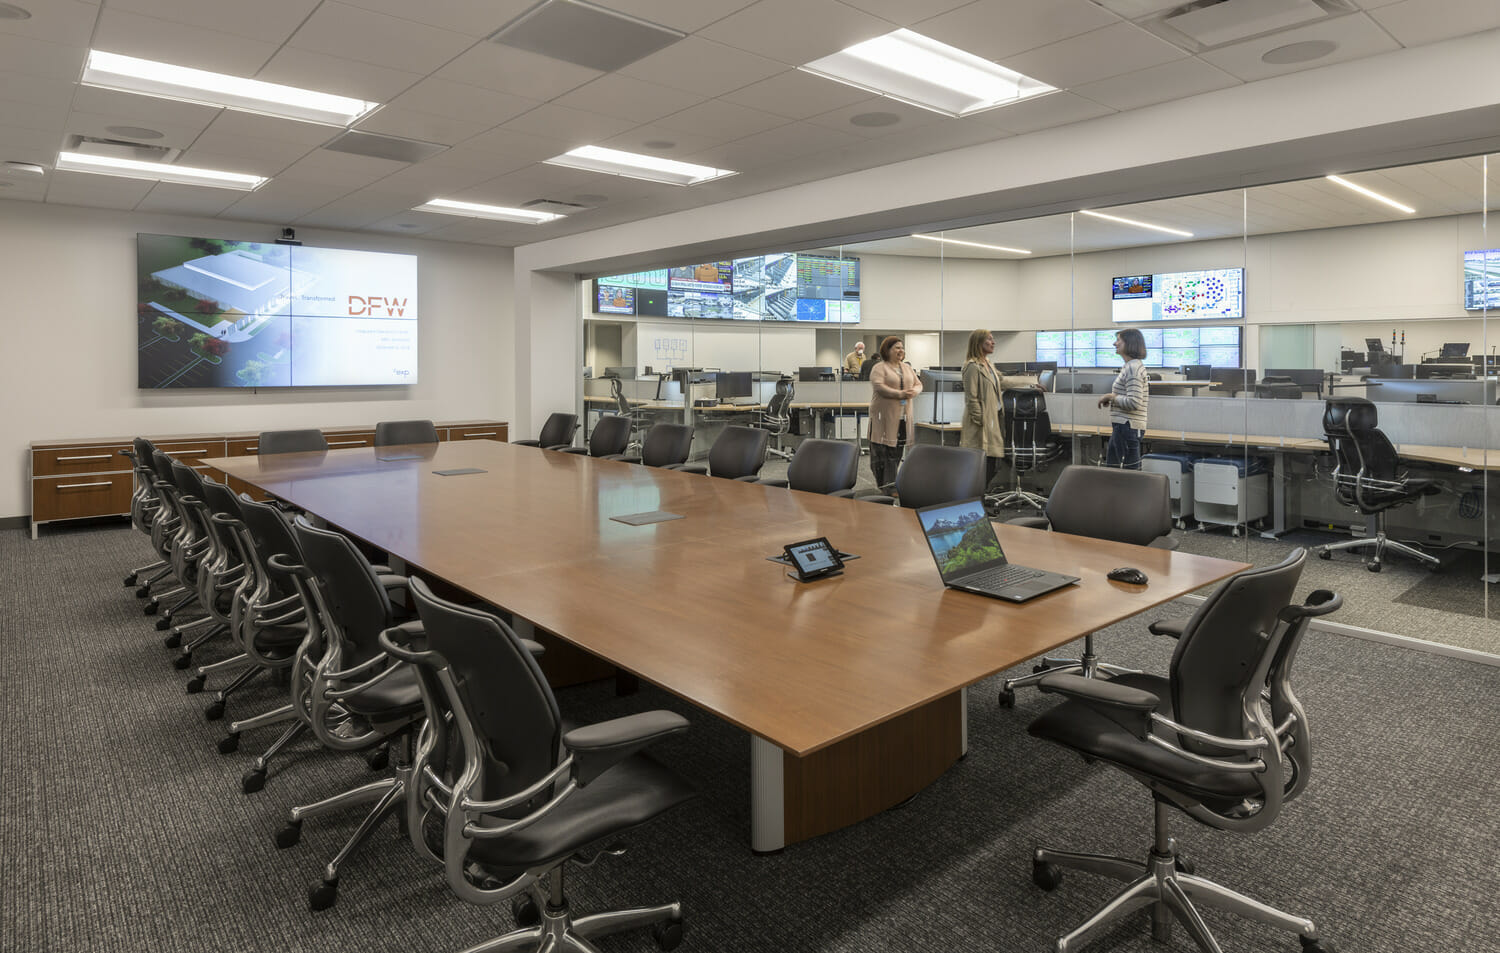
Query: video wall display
1035,325,1242,369
1463,249,1500,310
137,233,418,389
592,253,859,323
1111,267,1244,322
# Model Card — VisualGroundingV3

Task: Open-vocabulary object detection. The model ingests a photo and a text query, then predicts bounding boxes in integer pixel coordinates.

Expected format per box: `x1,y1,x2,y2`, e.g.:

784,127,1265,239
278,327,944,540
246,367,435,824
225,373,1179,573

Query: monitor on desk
799,366,835,382
1440,342,1470,359
1025,361,1057,373
1181,363,1211,380
715,371,752,401
603,366,635,379
1265,368,1324,395
1209,367,1256,393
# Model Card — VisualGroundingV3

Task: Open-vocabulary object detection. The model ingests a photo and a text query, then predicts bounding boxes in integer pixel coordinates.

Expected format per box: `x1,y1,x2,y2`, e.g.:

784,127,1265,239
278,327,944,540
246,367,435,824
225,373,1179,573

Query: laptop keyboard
964,564,1046,589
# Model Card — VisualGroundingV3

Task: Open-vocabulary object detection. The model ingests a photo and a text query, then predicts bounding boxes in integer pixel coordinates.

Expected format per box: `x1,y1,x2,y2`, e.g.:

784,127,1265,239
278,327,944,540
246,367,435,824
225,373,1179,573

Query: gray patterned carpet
3,523,1498,953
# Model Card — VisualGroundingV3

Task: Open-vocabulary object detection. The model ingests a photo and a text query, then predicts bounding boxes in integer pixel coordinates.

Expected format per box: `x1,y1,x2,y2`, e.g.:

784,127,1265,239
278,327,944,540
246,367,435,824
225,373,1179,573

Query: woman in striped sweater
1097,328,1149,469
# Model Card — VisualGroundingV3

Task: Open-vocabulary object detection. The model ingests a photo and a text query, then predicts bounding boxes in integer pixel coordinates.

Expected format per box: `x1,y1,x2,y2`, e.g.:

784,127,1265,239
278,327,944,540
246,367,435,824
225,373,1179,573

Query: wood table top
203,442,1247,757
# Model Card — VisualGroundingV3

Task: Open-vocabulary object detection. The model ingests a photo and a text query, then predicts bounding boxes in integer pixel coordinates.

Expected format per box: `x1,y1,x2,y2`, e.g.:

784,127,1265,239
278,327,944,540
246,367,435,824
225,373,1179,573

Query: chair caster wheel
143,599,159,615
241,768,266,794
652,918,685,951
1366,562,1381,573
1300,939,1336,953
163,631,182,648
216,733,240,755
154,617,172,632
1317,549,1331,560
511,896,540,927
185,675,205,694
998,688,1016,708
274,819,302,849
124,573,138,587
1175,855,1195,875
308,878,338,912
1032,859,1063,891
135,585,152,598
172,652,193,670
364,747,388,772
203,700,225,721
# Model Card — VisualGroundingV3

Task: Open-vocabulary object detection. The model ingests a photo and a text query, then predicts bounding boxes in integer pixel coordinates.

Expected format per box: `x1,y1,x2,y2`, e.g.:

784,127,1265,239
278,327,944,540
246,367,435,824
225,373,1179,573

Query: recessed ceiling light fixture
544,146,734,187
1325,174,1415,214
800,29,1055,118
1078,208,1193,237
83,50,379,126
55,151,266,190
413,198,564,224
912,234,1030,255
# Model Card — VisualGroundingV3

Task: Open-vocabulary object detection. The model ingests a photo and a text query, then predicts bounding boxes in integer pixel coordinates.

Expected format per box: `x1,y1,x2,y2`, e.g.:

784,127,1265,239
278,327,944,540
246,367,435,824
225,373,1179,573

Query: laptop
916,497,1079,603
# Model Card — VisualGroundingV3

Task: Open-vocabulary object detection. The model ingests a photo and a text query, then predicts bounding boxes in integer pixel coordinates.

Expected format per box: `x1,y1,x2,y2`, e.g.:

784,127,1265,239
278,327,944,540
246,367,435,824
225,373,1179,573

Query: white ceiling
1,0,1498,249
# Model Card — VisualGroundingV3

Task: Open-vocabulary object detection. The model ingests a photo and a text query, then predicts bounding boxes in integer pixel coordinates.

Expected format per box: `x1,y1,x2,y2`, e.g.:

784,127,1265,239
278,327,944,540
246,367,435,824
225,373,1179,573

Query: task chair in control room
1315,397,1441,572
1026,548,1341,953
990,388,1063,512
755,378,795,462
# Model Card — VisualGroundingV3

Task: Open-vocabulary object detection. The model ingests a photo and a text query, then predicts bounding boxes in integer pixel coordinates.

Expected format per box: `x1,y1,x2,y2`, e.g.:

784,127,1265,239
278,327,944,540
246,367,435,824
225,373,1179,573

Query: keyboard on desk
961,564,1046,589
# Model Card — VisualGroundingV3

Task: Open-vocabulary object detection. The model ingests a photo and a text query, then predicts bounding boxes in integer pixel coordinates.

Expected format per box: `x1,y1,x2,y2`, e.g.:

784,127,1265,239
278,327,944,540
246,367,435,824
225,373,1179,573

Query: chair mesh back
894,446,985,509
641,424,694,467
290,518,394,666
785,439,858,494
258,429,329,455
708,425,769,479
588,415,632,456
374,419,438,447
1043,466,1171,545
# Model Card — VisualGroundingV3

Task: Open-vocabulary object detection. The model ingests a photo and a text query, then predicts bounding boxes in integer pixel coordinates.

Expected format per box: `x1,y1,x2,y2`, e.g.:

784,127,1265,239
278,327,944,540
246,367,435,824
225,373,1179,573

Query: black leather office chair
990,389,1063,512
374,419,438,446
671,424,768,480
998,465,1174,707
861,445,985,508
258,429,329,454
606,422,695,468
1315,397,1441,572
1026,549,1341,953
514,412,580,451
756,378,794,461
164,462,242,670
562,414,632,458
382,577,697,953
141,449,203,624
758,438,858,497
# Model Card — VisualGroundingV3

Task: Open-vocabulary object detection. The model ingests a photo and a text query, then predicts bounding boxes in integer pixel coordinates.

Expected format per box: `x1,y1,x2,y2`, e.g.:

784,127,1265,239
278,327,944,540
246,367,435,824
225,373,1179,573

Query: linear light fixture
413,198,564,224
55,151,266,190
544,146,734,186
1325,174,1415,214
1079,208,1193,238
912,233,1030,255
83,50,379,126
800,29,1055,118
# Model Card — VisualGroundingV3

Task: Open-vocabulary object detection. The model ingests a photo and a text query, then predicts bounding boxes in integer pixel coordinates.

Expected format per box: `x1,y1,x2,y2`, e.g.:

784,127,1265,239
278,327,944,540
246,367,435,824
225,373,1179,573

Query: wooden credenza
28,419,507,539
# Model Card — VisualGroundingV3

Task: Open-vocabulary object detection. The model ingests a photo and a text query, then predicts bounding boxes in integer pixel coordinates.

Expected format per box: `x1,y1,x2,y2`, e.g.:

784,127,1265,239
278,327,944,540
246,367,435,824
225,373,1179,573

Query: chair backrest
610,376,631,415
1003,389,1054,468
784,439,858,494
258,429,329,455
1322,397,1401,493
289,516,395,667
707,425,769,479
537,412,579,448
893,445,985,509
237,495,302,603
639,423,694,467
587,414,632,457
374,419,438,447
762,379,793,432
1042,465,1171,545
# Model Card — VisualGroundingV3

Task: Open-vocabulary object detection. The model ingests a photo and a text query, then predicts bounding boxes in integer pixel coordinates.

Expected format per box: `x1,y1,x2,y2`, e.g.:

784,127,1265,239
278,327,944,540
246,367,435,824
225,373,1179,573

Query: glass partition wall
578,153,1497,647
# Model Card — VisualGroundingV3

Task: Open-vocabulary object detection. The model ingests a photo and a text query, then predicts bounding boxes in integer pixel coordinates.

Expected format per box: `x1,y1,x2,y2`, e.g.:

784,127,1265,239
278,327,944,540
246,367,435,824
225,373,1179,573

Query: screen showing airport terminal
1463,249,1500,310
594,253,860,323
1111,267,1244,322
137,234,418,389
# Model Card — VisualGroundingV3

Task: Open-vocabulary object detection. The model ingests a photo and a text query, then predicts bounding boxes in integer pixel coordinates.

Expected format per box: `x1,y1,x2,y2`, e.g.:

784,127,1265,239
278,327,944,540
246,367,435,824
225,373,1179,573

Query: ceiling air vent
491,0,683,72
1094,0,1357,52
67,135,180,164
522,198,592,216
323,130,447,164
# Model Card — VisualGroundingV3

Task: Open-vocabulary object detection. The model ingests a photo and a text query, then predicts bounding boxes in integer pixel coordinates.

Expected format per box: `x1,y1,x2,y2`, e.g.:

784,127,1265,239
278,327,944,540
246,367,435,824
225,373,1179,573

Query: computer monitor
1265,368,1325,395
1025,361,1057,373
1365,338,1385,353
1440,342,1470,359
715,371,752,400
1182,364,1211,380
798,366,834,382
1209,367,1257,393
602,366,635,379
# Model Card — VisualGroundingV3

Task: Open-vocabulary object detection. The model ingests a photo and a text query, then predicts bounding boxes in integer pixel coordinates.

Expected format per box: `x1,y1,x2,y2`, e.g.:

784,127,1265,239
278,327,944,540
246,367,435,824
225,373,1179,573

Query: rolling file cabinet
1141,453,1197,528
1193,456,1268,535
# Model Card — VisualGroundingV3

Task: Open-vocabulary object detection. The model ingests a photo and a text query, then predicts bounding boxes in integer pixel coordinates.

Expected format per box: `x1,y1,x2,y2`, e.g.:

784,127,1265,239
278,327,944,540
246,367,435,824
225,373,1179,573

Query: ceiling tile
0,72,76,113
596,123,735,159
0,183,48,204
966,91,1115,134
916,0,1121,63
133,181,245,216
458,126,573,163
185,132,318,170
845,0,973,27
93,7,278,75
0,33,87,82
698,0,892,66
805,98,948,140
684,119,860,169
200,111,341,148
173,147,293,179
0,99,69,136
383,78,538,126
1004,22,1189,89
619,36,785,98
468,163,667,204
274,148,410,188
1198,14,1400,82
417,143,536,176
719,69,874,120
44,169,155,210
436,44,602,100
590,0,760,33
0,124,65,164
104,0,320,44
287,1,477,75
294,192,413,228
1367,0,1500,47
364,161,501,200
1072,57,1240,111
257,46,424,102
222,179,355,222
70,86,224,130
334,0,534,37
553,75,706,125
653,99,790,142
353,107,488,147
0,0,98,46
65,110,215,150
499,104,640,149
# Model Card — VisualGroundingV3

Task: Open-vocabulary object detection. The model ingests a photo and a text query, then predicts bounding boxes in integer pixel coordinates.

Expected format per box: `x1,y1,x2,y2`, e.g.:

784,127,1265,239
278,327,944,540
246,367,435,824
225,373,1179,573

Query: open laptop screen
917,498,1008,583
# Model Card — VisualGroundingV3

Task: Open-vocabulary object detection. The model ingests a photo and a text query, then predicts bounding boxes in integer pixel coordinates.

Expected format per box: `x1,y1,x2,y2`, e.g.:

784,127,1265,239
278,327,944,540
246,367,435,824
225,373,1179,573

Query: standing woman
960,328,1009,490
868,335,922,492
1098,328,1149,469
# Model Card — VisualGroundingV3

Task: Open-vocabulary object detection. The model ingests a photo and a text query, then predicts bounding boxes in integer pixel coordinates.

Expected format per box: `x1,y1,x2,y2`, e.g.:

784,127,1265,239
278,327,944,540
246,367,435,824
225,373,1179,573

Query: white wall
1,202,513,521
632,320,814,374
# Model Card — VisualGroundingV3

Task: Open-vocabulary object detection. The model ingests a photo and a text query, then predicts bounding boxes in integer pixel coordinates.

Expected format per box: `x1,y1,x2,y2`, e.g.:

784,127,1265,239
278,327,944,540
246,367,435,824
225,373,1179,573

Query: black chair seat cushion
253,622,306,654
469,752,696,878
1028,673,1264,802
338,664,424,719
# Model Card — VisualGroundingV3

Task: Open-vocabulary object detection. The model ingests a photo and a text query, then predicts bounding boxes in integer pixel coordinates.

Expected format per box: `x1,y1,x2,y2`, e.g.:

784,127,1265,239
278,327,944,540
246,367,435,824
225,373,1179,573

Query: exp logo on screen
348,296,410,316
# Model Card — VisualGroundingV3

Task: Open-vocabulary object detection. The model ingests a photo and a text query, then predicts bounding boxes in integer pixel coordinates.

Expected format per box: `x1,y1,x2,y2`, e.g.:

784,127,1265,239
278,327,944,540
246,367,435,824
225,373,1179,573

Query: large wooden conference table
203,441,1246,851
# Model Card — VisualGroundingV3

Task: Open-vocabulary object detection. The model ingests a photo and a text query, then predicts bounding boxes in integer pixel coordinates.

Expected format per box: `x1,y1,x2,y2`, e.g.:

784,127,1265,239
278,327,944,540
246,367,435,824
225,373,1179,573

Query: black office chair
141,449,204,624
374,419,438,446
998,465,1175,707
514,412,580,451
606,422,694,468
122,437,172,595
670,425,769,480
258,429,330,454
990,389,1063,512
1254,377,1302,399
382,577,697,953
1315,397,1441,572
861,445,985,508
562,414,632,458
1026,549,1341,953
609,376,648,455
758,438,858,497
164,462,243,670
756,378,794,461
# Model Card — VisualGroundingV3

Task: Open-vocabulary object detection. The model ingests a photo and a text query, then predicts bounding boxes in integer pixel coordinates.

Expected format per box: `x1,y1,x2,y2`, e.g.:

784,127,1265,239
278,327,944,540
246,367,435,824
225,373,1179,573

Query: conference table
203,441,1246,852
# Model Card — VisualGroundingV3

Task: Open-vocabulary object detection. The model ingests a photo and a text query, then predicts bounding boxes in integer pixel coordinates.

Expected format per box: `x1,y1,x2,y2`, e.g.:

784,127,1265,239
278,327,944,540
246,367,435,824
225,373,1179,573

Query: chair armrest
856,493,896,505
757,478,790,488
675,464,709,475
563,710,690,787
1147,615,1189,639
828,488,857,499
1038,672,1158,740
512,439,541,447
379,574,410,596
266,553,310,580
1006,516,1050,529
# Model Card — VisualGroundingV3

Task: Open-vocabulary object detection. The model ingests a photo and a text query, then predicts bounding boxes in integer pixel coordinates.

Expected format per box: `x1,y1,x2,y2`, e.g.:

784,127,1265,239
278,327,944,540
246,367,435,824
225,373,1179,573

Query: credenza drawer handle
246,445,258,452
56,481,113,490
56,454,115,462
461,431,497,437
329,440,366,446
165,449,210,455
